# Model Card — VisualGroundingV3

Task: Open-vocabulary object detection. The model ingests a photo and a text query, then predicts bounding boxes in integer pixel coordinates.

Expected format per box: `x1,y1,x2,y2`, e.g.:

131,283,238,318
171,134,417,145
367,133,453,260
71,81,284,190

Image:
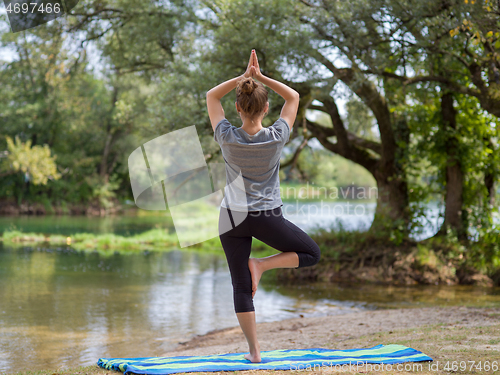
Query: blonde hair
236,77,268,119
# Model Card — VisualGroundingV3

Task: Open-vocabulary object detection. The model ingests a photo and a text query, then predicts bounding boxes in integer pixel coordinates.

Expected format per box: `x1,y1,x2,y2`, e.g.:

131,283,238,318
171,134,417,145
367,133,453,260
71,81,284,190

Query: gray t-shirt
214,117,290,212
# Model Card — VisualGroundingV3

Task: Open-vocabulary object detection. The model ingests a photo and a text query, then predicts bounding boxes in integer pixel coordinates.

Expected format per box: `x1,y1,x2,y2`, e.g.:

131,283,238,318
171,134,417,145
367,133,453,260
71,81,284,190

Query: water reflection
1,240,499,373
0,244,363,373
283,201,444,240
0,201,443,240
269,282,500,310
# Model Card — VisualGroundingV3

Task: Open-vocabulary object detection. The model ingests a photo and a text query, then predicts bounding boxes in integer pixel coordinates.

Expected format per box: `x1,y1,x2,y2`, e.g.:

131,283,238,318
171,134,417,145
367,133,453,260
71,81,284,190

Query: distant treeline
0,0,499,246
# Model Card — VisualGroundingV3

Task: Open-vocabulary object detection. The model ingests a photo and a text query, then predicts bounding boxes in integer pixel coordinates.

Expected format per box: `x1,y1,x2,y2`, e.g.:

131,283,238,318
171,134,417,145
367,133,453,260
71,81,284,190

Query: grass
3,216,499,284
10,323,500,375
2,229,180,251
0,228,278,256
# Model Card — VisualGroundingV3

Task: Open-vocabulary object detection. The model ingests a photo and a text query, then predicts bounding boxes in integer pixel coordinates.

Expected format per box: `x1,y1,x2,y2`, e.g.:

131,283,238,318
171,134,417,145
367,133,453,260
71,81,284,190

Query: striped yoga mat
97,344,433,374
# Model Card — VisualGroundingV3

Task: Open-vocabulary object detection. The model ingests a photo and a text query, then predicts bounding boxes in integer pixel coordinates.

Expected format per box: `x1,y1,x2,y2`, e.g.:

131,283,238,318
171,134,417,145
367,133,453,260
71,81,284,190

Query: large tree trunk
442,161,464,234
99,87,119,183
304,103,409,232
373,115,409,228
100,132,113,182
484,137,496,207
373,171,408,224
298,59,409,232
437,93,465,238
485,172,496,207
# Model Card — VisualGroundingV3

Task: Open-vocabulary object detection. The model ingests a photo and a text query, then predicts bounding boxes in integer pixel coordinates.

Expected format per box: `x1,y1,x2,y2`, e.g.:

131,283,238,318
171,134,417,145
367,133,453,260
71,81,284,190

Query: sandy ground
168,306,500,357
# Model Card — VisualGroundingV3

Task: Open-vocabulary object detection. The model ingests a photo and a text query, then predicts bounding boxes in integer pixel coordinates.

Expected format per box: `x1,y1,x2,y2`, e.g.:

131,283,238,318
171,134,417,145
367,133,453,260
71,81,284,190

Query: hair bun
235,77,268,118
240,77,257,95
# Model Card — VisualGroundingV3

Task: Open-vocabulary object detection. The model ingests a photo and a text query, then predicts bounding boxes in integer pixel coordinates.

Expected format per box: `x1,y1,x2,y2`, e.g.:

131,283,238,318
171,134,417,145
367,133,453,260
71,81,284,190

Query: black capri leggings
218,205,321,313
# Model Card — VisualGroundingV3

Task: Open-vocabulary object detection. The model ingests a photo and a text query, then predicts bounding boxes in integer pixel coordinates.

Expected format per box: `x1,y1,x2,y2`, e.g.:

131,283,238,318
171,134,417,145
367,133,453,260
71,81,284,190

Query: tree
0,136,60,185
377,0,500,118
0,18,151,209
439,92,466,238
406,89,500,239
189,0,417,232
295,0,500,236
366,0,500,236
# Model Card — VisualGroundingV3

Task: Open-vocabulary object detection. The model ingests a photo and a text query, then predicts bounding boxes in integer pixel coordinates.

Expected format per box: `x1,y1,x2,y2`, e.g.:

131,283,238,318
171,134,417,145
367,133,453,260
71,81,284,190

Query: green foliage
1,136,60,185
415,244,442,270
406,92,500,238
468,225,500,273
0,0,499,275
85,175,121,209
0,19,153,208
421,226,500,279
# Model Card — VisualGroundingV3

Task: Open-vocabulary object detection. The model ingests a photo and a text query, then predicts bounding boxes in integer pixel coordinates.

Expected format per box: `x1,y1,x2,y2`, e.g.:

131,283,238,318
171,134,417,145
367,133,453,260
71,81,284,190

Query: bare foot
244,350,261,363
248,258,263,298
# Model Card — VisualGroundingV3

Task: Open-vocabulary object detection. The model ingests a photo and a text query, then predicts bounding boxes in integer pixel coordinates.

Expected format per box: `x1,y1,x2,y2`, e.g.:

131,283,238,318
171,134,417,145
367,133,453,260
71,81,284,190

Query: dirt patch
169,306,499,357
15,306,500,375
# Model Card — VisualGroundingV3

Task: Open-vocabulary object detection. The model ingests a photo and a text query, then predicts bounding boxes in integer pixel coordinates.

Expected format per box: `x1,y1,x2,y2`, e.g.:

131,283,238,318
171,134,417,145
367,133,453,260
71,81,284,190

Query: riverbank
2,227,499,286
0,181,377,216
11,306,500,375
276,230,499,287
0,229,276,254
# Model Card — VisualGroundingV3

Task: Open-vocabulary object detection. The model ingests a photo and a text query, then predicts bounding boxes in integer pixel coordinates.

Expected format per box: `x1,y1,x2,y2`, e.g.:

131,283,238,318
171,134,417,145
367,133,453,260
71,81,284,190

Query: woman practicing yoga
206,50,321,363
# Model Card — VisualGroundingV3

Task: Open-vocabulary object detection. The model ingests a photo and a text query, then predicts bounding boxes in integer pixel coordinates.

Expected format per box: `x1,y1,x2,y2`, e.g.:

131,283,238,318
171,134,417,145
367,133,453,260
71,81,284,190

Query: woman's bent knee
298,242,321,268
312,242,321,265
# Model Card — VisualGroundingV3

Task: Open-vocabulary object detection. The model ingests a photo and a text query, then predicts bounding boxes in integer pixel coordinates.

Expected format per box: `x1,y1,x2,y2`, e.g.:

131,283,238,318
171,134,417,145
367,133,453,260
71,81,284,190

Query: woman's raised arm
206,51,254,131
206,76,241,131
250,51,299,130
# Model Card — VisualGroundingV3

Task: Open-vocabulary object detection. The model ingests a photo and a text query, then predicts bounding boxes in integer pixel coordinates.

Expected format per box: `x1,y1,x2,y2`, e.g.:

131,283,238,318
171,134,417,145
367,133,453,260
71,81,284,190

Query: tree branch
305,119,379,174
308,103,382,154
310,49,395,162
280,136,311,169
347,133,382,155
360,69,481,97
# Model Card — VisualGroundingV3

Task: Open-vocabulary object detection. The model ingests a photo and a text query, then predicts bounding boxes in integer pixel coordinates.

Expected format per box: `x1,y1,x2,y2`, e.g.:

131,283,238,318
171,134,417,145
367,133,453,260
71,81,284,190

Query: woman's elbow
206,90,221,102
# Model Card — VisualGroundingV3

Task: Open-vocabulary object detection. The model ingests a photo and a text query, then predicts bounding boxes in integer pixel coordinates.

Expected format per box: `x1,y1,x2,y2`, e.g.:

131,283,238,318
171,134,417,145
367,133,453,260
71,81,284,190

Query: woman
206,50,321,363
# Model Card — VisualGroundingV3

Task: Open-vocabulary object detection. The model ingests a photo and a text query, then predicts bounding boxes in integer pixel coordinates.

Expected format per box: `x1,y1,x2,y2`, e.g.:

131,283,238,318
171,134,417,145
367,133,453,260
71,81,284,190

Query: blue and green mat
97,344,433,374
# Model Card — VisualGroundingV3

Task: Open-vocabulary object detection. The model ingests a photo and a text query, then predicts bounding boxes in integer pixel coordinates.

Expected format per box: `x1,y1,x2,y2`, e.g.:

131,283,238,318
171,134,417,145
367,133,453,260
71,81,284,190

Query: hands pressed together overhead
243,49,263,79
207,48,298,131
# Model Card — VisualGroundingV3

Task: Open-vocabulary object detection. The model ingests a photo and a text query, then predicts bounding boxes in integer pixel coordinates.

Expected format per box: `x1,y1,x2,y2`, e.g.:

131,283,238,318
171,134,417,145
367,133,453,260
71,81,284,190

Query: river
0,202,499,373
